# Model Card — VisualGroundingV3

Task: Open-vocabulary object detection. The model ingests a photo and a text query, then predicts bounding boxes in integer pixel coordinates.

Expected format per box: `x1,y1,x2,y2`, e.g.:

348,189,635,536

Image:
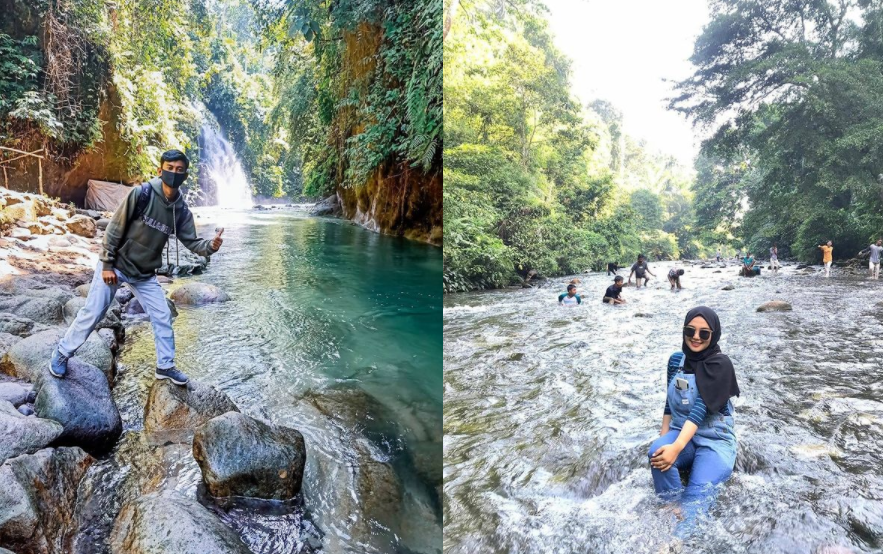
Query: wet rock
757,300,792,312
0,400,63,463
633,313,652,318
0,294,65,324
109,491,251,554
34,358,122,454
721,284,735,291
143,380,239,432
169,283,230,305
0,447,93,554
0,382,30,406
96,218,111,230
310,194,340,216
353,438,404,525
26,389,36,403
65,215,97,238
2,328,113,384
17,405,33,416
125,297,177,318
193,412,306,500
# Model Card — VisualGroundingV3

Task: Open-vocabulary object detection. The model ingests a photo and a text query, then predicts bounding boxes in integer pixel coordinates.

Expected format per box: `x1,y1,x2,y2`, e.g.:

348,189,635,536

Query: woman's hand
650,443,682,471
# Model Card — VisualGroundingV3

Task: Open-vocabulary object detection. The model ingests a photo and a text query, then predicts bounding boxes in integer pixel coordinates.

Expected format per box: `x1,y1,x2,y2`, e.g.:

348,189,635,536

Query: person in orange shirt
818,240,834,277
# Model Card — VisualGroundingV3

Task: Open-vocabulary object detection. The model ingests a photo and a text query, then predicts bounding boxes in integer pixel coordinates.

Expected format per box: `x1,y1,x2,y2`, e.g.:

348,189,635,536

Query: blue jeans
59,262,175,369
648,430,733,497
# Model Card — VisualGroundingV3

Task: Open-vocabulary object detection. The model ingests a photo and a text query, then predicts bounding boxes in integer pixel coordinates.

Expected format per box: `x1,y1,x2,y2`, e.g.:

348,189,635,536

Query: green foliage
630,189,664,230
676,0,883,262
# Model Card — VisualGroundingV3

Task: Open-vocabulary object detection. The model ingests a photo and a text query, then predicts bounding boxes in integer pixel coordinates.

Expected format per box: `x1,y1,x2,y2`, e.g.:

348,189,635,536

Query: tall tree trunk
444,0,460,41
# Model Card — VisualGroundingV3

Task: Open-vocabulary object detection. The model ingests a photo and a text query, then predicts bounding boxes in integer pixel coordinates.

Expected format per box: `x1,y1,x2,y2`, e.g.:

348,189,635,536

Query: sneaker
154,366,189,385
48,348,69,378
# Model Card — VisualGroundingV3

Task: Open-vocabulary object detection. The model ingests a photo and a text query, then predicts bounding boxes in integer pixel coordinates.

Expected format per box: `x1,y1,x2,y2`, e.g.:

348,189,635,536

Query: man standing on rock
49,150,223,385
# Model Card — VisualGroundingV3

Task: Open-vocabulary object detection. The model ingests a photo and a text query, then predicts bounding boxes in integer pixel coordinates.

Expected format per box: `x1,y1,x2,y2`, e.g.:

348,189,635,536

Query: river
443,261,883,554
76,208,442,554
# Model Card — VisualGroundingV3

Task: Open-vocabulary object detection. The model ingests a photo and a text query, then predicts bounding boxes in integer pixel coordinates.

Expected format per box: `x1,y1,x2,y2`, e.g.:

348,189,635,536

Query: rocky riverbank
0,187,433,553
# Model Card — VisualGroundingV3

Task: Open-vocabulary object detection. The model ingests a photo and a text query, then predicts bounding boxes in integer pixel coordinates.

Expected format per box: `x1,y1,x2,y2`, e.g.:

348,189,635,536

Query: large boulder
757,300,793,312
0,313,51,338
143,380,239,432
0,447,93,554
192,412,306,500
169,283,230,305
3,201,37,223
0,294,65,325
65,215,97,238
0,400,63,464
310,194,340,216
0,332,21,364
2,328,113,384
34,358,122,454
109,491,251,554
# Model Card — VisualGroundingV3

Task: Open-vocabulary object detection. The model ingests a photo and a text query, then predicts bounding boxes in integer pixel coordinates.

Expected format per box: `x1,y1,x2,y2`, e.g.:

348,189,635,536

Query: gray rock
17,405,33,416
75,284,91,297
0,312,50,337
0,447,93,554
34,358,122,454
66,215,97,238
192,412,306,500
310,194,340,216
757,300,793,312
143,380,240,432
97,327,120,354
0,332,21,364
115,287,133,304
0,294,65,324
169,283,230,305
109,491,251,554
722,284,735,291
74,208,101,219
0,382,30,406
96,218,111,230
2,328,113,384
0,400,63,463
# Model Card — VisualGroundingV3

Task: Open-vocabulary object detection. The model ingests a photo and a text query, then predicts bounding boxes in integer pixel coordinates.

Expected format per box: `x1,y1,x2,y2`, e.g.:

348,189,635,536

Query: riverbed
443,262,883,554
80,208,442,554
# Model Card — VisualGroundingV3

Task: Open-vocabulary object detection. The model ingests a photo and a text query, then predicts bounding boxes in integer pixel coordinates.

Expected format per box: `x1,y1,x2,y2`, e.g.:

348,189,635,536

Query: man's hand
650,443,682,471
102,270,117,286
211,227,224,252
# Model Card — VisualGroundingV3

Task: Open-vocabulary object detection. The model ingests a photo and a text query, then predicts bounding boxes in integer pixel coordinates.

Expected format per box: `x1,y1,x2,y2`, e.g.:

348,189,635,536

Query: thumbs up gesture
211,227,224,252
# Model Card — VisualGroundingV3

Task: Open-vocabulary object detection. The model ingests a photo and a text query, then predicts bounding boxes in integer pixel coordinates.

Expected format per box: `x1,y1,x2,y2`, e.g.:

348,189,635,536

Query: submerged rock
143,380,239,432
109,491,251,554
193,412,306,500
34,358,122,454
0,447,93,554
169,283,230,305
0,400,63,463
757,300,792,312
2,328,113,384
721,284,735,291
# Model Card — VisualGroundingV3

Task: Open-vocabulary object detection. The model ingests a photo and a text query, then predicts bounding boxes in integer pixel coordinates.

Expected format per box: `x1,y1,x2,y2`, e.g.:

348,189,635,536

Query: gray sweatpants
59,262,175,369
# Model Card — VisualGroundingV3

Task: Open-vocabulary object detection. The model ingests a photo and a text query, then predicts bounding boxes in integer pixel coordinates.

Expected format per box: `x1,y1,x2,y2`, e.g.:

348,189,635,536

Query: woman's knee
648,435,671,459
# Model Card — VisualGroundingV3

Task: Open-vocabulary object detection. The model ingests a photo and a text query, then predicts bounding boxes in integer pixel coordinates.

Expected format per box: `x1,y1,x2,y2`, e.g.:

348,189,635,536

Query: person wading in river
603,276,626,304
770,244,780,273
49,150,223,385
818,241,834,277
559,284,581,306
648,306,740,536
668,268,685,290
868,239,883,280
628,254,655,288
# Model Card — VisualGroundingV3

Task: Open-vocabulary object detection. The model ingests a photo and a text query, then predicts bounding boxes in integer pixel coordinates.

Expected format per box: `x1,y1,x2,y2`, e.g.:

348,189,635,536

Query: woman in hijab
648,306,740,517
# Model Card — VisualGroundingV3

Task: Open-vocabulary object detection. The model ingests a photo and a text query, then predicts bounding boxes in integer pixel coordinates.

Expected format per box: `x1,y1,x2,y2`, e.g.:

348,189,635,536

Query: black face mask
161,169,188,189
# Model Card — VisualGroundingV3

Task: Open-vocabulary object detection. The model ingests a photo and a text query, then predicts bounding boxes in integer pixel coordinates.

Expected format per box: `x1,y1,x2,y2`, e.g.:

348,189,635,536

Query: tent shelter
85,180,135,211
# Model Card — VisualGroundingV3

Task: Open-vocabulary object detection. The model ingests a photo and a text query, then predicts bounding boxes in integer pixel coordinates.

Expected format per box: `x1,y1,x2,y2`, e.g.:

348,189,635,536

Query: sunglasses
683,326,712,341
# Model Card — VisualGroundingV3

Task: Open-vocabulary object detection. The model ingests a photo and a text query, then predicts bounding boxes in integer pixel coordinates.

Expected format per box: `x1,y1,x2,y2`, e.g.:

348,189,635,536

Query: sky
543,0,710,166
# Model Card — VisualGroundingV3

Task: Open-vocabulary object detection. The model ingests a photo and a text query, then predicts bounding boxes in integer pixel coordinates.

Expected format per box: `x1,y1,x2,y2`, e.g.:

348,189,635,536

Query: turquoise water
115,209,442,553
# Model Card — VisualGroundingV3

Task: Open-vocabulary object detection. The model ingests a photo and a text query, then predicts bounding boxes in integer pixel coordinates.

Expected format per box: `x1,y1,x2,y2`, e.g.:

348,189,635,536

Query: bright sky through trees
544,0,709,165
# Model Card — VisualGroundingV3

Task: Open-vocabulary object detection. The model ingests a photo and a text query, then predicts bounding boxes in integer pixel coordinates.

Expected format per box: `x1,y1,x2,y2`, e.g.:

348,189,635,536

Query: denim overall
649,353,737,499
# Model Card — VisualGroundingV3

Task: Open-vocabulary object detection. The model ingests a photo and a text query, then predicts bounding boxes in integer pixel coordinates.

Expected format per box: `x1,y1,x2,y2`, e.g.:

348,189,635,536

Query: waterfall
198,124,254,208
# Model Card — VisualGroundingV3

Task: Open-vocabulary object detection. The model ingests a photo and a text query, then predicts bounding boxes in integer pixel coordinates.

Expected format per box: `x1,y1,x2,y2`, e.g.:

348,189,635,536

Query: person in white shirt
869,239,883,279
769,244,780,273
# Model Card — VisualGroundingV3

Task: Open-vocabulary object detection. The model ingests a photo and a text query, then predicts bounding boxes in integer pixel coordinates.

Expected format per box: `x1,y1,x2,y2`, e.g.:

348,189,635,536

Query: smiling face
684,315,712,353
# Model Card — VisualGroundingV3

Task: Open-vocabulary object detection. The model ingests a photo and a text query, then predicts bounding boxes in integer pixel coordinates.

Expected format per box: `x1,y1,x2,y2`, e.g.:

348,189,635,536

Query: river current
77,208,442,554
443,261,883,554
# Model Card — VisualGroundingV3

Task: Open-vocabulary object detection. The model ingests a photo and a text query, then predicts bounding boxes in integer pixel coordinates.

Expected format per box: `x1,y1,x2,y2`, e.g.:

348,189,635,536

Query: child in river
558,284,581,306
648,306,740,538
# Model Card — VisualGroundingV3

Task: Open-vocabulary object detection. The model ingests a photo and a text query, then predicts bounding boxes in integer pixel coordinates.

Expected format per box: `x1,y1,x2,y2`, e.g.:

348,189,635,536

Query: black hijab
681,306,740,413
